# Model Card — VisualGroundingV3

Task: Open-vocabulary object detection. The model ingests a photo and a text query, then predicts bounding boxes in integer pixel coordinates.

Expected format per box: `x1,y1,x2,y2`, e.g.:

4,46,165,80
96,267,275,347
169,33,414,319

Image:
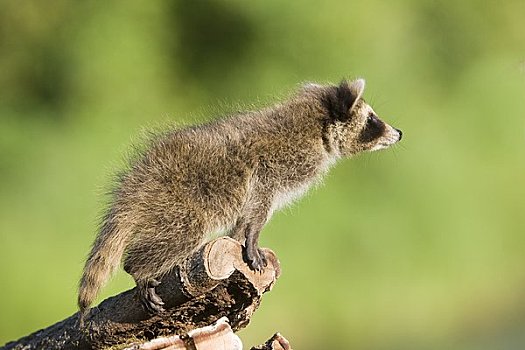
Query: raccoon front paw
245,245,267,272
137,279,165,314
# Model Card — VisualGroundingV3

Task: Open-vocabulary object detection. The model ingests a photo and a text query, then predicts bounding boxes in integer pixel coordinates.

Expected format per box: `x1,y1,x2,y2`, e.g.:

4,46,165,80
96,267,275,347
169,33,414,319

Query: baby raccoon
78,78,402,319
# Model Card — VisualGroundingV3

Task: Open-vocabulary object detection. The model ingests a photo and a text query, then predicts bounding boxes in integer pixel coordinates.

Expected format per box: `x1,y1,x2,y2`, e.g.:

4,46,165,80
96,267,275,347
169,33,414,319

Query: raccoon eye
360,113,386,143
367,114,380,126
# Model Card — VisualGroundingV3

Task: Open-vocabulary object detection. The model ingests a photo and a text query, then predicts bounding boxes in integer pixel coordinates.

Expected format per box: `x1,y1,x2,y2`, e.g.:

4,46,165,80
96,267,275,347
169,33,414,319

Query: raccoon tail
78,214,128,326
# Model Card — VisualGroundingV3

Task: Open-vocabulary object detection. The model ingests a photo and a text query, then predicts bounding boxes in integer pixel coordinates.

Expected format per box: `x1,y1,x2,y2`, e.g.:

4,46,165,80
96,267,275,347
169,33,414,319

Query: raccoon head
311,79,402,157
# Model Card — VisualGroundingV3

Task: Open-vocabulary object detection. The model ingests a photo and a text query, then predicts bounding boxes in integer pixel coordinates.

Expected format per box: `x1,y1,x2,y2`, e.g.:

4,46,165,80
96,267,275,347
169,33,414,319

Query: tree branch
1,237,281,350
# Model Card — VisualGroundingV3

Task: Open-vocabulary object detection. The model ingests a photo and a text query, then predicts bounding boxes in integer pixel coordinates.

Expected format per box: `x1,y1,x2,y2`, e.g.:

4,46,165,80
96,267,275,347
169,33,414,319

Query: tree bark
1,237,281,350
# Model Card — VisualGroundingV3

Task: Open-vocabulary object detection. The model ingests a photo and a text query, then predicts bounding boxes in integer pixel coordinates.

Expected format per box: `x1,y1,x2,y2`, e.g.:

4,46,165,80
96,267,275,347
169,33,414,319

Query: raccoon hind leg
137,278,165,314
123,227,204,314
124,259,166,314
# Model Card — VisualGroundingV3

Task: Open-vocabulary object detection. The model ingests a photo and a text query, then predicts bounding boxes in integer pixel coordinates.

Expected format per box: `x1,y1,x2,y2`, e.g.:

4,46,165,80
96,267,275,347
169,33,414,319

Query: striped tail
77,217,128,326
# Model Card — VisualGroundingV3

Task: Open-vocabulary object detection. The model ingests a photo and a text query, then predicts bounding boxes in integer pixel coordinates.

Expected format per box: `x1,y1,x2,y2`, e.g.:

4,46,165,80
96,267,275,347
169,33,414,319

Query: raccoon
78,78,402,320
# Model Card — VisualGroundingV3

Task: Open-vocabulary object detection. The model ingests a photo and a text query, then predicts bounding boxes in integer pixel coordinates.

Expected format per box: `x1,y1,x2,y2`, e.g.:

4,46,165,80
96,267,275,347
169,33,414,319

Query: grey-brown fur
78,79,402,320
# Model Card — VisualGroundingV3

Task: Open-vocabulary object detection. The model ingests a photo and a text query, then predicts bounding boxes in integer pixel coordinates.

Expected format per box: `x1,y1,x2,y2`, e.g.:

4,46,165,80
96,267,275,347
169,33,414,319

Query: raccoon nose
395,128,403,141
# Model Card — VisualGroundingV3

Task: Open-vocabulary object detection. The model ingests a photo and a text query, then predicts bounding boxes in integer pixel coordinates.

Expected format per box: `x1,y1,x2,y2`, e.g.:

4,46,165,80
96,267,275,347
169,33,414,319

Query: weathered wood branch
119,317,292,350
1,237,281,350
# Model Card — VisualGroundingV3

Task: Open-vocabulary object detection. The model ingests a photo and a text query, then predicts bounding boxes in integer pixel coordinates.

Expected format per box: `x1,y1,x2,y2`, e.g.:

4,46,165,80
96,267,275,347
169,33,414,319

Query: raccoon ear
325,79,366,121
348,78,365,110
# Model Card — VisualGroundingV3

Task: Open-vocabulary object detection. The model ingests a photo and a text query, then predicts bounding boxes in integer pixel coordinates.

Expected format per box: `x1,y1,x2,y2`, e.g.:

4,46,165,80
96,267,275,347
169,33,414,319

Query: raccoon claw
138,279,165,314
245,246,267,272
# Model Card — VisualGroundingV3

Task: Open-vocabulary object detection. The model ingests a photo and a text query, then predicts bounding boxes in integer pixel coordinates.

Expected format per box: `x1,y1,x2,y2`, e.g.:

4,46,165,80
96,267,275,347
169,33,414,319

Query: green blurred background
1,1,524,349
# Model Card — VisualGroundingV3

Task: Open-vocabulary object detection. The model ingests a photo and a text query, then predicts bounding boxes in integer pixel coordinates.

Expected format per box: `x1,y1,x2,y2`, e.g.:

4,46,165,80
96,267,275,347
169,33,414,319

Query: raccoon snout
395,128,403,141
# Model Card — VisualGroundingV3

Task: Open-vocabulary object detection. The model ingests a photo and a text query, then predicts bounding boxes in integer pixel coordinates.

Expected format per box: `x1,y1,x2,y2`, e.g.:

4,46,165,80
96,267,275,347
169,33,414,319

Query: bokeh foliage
1,1,524,349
